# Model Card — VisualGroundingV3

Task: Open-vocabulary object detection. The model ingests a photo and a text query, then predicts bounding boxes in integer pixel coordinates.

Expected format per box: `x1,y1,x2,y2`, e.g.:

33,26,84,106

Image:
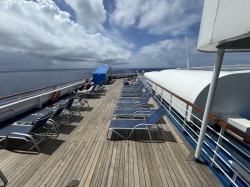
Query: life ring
50,91,60,102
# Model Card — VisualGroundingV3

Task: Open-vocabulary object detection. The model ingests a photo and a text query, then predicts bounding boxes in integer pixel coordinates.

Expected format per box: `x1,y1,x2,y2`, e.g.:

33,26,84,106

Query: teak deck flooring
0,79,222,187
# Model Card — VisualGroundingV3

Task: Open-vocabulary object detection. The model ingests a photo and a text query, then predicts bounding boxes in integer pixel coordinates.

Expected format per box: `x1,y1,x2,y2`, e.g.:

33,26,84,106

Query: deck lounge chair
107,106,166,139
118,90,149,102
54,97,78,122
0,112,53,153
113,108,157,118
54,96,81,117
99,80,106,91
120,84,143,93
120,91,144,97
122,79,141,88
115,93,151,108
33,103,68,130
55,94,88,111
121,83,142,91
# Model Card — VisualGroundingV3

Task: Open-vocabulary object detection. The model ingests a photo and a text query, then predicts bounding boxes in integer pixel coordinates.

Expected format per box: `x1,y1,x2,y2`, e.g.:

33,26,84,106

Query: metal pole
185,29,190,69
194,49,225,162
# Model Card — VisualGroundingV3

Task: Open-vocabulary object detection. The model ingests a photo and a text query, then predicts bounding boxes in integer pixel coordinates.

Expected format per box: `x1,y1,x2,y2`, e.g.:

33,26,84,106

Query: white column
194,49,225,161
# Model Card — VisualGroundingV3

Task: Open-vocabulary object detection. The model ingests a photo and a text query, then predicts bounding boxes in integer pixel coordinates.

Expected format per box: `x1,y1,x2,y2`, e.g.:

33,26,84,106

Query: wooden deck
0,79,222,187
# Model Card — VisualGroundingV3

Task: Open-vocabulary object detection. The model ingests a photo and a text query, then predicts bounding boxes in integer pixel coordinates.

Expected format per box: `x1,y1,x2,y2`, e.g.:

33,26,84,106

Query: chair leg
26,135,41,153
106,130,110,140
111,129,135,140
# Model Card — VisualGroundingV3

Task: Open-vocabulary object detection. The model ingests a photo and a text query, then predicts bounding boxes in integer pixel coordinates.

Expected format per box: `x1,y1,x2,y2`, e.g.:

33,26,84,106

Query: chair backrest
139,93,151,104
65,97,75,110
140,90,149,98
31,112,53,133
88,85,95,92
94,85,99,92
146,106,166,124
136,84,143,92
52,104,66,118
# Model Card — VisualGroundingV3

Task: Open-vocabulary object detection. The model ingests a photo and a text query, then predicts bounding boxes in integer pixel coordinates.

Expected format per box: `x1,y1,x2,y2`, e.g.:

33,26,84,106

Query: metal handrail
0,78,86,101
144,76,250,143
141,76,250,186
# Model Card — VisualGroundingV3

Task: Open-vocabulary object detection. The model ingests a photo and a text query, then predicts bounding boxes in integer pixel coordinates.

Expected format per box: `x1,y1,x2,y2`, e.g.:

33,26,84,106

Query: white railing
139,76,250,187
0,78,88,123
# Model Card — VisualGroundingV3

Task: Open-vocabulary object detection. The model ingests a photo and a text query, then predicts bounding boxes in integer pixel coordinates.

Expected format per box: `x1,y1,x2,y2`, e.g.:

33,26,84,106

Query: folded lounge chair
115,93,151,108
0,112,54,153
107,106,166,139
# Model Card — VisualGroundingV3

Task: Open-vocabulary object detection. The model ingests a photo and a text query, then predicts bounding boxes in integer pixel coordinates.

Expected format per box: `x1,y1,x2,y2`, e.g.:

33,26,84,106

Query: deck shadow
78,107,94,112
84,96,102,99
109,129,172,143
72,115,84,123
5,138,65,155
59,124,77,134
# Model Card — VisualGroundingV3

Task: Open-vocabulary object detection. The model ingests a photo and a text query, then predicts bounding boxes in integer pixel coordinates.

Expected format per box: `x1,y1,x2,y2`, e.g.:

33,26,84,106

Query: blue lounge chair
33,103,67,131
113,108,157,118
121,84,142,91
54,97,80,121
0,112,53,153
107,106,166,139
120,84,143,93
118,90,149,102
115,93,151,108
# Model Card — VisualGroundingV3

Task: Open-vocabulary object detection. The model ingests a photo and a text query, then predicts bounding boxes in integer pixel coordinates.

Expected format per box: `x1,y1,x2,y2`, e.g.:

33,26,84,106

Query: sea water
0,68,163,98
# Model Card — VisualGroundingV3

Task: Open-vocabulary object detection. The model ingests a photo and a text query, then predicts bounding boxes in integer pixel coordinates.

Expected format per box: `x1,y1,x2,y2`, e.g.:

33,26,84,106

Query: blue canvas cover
92,66,111,85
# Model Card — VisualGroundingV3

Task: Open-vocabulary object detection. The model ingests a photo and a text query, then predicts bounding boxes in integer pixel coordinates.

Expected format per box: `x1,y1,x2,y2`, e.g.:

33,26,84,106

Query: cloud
110,0,203,35
0,0,132,68
64,0,106,33
129,37,213,68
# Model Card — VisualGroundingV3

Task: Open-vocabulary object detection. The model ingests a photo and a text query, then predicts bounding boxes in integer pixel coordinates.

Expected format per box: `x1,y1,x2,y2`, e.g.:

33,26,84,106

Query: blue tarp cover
93,66,110,74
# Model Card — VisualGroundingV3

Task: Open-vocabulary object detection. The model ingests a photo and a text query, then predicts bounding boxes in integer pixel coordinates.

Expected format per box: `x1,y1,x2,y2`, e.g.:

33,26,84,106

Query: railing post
212,126,225,166
18,95,22,102
169,95,172,113
183,105,188,132
194,49,225,162
160,88,163,104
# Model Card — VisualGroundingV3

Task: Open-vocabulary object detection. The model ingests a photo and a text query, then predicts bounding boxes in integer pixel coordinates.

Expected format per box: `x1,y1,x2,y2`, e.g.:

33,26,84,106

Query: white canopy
197,0,250,52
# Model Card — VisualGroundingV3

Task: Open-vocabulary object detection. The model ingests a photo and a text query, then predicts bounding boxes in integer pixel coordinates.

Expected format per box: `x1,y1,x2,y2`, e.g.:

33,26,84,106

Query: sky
0,0,250,70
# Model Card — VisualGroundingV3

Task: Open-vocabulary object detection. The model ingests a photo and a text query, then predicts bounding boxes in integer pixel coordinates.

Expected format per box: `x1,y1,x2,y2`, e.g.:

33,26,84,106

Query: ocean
0,68,164,98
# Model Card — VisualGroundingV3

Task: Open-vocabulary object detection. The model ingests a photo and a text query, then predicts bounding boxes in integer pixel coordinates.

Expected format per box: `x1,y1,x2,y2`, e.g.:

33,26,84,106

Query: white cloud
110,0,203,35
130,37,207,68
0,0,132,68
64,0,106,33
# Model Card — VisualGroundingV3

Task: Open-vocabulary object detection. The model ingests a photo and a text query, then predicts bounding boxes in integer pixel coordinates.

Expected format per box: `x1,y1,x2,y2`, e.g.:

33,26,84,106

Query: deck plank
0,79,222,187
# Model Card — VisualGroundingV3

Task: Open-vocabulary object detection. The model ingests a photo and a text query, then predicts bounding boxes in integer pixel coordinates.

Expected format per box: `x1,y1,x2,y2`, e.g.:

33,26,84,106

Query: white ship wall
145,69,250,125
0,82,84,123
